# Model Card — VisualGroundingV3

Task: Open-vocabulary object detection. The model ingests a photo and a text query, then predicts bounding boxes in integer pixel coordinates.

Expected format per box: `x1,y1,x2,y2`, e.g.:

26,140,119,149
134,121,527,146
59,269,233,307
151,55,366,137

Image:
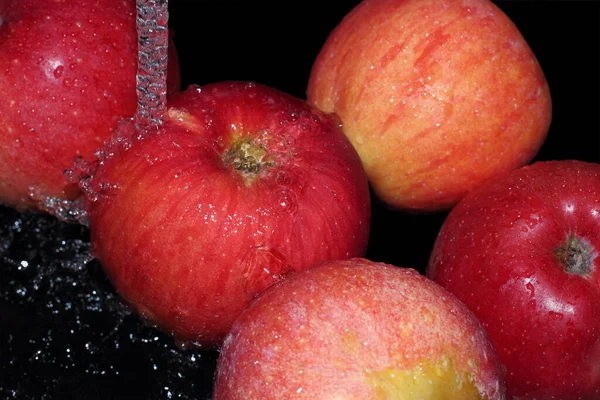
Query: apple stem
554,234,596,276
135,0,169,129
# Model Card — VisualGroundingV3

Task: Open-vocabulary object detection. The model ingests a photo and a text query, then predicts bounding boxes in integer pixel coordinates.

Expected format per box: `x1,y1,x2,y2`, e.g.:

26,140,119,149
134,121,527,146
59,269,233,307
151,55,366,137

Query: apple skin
307,0,551,212
427,160,600,399
0,0,180,211
85,81,371,346
214,257,506,399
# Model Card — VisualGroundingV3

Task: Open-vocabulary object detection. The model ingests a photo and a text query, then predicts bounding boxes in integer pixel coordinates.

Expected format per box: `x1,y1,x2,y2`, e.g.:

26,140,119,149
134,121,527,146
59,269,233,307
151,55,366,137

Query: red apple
0,0,180,211
214,258,506,399
307,0,551,212
427,160,600,399
84,81,371,346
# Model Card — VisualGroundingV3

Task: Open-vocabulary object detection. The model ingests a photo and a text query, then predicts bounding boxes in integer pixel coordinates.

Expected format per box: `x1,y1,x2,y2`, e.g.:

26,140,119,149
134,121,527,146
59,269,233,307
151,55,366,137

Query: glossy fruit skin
307,0,551,212
0,0,180,211
214,258,506,399
427,160,600,399
86,81,371,347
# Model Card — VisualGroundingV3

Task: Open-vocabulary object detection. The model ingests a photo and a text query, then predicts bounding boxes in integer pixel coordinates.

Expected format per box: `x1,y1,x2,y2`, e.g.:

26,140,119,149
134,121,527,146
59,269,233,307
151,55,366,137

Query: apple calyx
223,137,273,180
554,233,596,276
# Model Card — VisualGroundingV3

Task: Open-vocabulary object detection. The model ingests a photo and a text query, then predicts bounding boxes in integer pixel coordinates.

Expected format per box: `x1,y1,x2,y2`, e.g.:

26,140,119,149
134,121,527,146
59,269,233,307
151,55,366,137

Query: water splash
29,1,171,224
2,0,224,397
0,206,218,399
27,153,101,226
135,0,169,129
28,188,89,227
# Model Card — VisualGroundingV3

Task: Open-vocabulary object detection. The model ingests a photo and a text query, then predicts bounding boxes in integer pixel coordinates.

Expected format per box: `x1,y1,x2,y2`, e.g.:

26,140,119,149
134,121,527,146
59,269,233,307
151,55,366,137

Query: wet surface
0,2,597,399
0,206,218,400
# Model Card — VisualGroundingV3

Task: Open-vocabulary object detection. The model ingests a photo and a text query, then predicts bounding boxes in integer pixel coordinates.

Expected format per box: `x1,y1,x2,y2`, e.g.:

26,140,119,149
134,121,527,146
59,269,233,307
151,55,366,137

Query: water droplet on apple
275,170,293,186
97,182,121,197
548,311,563,320
241,246,293,298
214,135,225,148
276,189,298,215
53,65,64,79
525,281,535,297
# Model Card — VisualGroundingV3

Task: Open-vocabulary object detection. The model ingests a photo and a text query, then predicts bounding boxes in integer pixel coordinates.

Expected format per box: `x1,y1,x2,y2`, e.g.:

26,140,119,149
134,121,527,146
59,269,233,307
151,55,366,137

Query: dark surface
1,1,598,399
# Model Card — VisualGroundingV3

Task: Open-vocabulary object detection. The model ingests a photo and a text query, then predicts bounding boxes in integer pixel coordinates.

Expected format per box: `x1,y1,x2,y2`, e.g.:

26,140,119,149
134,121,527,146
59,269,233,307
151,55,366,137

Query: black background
0,1,598,399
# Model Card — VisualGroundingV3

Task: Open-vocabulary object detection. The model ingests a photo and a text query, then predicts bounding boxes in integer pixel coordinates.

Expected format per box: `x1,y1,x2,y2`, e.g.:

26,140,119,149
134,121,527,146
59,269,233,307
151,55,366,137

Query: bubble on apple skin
0,206,219,398
265,109,331,165
214,135,226,149
53,65,64,79
279,110,326,134
276,189,299,215
249,128,297,169
275,170,294,186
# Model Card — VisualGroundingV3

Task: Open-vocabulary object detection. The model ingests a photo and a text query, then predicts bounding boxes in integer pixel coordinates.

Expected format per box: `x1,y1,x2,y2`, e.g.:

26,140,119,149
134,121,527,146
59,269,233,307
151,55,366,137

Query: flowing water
1,1,219,398
135,0,169,129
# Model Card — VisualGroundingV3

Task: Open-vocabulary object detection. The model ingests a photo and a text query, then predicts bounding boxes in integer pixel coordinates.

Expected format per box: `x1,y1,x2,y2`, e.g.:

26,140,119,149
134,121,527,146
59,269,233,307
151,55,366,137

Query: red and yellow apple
0,0,180,211
427,160,600,399
214,258,506,399
84,81,371,346
307,0,552,212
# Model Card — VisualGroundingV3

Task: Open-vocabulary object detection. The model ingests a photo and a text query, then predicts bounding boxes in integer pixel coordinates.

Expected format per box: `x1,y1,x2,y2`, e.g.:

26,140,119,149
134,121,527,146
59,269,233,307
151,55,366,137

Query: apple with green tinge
427,160,600,399
84,81,371,346
307,0,552,212
0,0,180,211
214,258,506,399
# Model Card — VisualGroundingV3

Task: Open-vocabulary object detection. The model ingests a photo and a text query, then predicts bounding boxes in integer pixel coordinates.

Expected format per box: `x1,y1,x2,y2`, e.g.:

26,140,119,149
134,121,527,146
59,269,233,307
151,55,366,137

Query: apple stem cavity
223,138,273,181
135,0,169,129
554,233,596,276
